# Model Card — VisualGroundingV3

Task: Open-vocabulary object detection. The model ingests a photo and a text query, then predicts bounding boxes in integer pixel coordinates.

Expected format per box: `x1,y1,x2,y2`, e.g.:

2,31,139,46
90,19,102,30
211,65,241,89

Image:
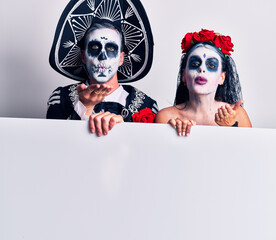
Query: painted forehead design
190,47,220,58
88,39,119,46
87,29,120,40
189,55,219,61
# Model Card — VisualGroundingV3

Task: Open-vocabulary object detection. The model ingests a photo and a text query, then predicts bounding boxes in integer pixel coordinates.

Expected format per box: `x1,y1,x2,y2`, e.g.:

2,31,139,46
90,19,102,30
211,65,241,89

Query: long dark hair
174,42,242,105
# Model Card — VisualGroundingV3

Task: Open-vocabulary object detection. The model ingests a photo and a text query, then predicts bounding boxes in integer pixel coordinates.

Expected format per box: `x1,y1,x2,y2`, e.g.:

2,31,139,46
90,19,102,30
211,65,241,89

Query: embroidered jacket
46,84,158,122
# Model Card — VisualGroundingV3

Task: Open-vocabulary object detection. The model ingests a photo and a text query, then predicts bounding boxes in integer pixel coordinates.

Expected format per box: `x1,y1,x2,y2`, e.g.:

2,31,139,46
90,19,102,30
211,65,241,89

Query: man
47,0,158,136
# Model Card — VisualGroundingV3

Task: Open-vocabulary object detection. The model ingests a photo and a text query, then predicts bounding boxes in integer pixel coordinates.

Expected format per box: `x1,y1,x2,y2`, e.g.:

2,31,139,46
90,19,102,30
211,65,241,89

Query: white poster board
1,118,276,240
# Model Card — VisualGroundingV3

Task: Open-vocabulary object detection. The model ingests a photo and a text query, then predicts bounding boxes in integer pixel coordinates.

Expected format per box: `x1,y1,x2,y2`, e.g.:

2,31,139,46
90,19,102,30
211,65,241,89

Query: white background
0,0,276,128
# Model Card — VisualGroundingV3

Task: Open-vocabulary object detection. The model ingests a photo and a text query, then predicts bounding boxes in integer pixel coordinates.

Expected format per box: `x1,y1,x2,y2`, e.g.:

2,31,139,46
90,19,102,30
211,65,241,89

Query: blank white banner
1,117,276,240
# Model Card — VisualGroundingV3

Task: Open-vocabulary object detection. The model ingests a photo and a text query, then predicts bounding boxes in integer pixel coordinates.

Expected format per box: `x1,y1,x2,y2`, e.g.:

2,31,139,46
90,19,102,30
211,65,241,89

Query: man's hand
89,112,124,137
77,83,113,115
168,118,196,136
215,100,243,126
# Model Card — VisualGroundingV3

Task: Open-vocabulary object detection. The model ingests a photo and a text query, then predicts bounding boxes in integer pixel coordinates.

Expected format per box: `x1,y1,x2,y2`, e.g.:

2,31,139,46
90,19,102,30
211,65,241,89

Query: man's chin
94,77,110,84
92,73,109,84
92,73,116,84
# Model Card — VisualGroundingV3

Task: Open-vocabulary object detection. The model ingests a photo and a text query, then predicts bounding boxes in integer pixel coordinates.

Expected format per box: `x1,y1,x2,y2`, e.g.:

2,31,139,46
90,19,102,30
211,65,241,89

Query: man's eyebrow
106,42,119,46
88,39,101,43
89,39,118,45
106,40,119,44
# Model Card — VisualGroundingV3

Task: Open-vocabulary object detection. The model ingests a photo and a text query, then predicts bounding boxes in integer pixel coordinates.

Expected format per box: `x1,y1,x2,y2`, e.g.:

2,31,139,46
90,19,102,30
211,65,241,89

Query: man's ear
81,51,85,64
119,52,125,66
219,72,226,85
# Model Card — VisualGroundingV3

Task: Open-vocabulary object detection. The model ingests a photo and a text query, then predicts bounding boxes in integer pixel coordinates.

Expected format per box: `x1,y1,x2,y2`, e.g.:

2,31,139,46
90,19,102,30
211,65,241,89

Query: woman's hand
168,118,196,136
215,100,243,126
77,83,113,115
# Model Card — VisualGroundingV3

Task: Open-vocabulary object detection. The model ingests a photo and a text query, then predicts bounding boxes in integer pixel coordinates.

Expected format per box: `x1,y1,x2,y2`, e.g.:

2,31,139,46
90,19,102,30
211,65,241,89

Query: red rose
213,35,234,55
194,29,215,42
131,108,156,123
181,32,194,53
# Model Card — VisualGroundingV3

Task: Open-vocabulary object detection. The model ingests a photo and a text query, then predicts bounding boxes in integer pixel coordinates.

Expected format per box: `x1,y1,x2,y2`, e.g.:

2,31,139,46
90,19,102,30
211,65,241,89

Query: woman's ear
219,72,226,85
182,69,186,85
119,52,125,66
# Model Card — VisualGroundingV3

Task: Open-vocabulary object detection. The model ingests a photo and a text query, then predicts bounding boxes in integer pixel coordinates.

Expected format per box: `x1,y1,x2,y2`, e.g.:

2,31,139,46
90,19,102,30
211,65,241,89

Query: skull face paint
184,46,224,95
84,28,122,83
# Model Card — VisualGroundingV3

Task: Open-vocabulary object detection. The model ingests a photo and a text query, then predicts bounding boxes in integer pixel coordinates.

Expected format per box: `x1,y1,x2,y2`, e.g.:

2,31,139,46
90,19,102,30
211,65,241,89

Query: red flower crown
181,29,234,56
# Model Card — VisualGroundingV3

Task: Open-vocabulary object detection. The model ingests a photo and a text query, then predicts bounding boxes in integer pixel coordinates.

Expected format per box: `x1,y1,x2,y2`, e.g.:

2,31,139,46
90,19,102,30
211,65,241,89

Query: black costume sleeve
46,85,81,120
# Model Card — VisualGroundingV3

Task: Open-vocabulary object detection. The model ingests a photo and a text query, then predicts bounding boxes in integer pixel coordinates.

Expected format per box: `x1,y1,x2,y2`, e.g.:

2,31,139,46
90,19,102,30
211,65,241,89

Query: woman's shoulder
227,100,252,127
155,104,186,123
235,104,252,127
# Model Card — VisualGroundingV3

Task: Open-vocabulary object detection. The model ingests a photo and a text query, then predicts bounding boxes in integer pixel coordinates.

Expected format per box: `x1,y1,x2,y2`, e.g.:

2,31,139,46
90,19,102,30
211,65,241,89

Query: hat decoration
181,29,234,56
49,0,154,83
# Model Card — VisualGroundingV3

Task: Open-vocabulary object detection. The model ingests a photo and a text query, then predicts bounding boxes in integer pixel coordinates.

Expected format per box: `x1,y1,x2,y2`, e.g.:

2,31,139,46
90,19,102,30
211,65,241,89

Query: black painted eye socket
188,56,202,69
90,42,102,51
206,58,219,71
105,43,119,58
87,41,102,57
207,64,215,69
191,62,200,67
91,44,100,50
105,43,118,52
106,46,115,52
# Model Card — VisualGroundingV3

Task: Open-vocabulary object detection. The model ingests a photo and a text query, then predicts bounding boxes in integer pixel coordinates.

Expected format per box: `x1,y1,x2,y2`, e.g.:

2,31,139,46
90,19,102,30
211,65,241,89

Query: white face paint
84,28,122,83
184,47,224,95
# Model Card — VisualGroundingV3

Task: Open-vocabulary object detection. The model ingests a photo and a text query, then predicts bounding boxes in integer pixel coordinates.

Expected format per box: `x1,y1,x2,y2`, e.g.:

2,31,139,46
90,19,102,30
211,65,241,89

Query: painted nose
98,51,107,61
199,67,206,73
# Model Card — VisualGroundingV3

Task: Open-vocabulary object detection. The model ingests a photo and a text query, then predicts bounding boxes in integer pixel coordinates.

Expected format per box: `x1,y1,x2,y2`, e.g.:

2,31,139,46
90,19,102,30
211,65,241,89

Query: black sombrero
49,0,154,83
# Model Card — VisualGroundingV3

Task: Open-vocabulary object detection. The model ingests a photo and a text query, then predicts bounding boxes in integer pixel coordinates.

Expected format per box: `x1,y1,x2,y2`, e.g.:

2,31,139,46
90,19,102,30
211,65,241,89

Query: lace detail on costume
127,88,146,114
68,84,78,106
121,108,130,118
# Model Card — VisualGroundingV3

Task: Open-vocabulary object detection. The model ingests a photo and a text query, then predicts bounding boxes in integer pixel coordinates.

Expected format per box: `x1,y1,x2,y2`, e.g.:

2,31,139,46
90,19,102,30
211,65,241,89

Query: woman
155,29,252,136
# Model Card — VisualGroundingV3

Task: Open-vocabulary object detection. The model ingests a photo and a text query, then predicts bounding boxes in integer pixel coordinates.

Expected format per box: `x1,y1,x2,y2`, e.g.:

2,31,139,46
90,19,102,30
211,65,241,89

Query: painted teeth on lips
195,76,208,85
98,63,106,73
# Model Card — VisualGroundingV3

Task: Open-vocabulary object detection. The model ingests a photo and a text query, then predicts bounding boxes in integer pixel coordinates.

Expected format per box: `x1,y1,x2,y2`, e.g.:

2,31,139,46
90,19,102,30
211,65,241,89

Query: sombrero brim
49,0,154,83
